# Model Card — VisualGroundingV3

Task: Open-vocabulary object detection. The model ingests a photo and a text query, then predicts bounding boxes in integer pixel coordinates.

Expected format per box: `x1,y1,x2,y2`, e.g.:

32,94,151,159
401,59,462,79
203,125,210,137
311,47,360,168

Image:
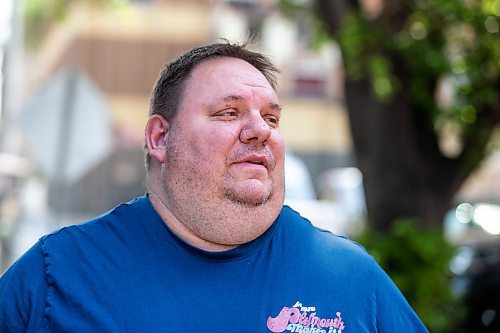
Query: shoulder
277,206,429,331
41,195,148,249
5,195,150,291
278,205,375,266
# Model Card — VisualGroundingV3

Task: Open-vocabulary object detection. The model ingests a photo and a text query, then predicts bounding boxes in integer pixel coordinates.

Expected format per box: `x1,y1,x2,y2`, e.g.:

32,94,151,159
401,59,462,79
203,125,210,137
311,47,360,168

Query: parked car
284,152,366,236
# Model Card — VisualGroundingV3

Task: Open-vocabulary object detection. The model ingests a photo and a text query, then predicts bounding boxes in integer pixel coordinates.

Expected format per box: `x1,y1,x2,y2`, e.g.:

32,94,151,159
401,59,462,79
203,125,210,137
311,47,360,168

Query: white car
284,152,366,236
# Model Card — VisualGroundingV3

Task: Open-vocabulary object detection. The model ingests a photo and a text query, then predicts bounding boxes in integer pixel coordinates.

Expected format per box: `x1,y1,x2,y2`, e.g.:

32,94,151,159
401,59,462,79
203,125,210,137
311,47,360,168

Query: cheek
192,126,239,160
270,133,286,159
209,124,240,144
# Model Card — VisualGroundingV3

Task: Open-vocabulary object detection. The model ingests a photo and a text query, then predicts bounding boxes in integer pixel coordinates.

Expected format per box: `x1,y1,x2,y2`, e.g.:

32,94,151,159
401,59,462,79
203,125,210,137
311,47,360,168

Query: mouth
246,160,265,166
233,154,270,169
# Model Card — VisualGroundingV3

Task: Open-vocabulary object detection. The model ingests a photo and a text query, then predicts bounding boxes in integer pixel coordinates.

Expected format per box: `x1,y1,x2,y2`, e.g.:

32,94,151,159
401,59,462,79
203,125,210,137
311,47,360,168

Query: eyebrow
221,95,243,103
218,95,283,112
269,103,283,112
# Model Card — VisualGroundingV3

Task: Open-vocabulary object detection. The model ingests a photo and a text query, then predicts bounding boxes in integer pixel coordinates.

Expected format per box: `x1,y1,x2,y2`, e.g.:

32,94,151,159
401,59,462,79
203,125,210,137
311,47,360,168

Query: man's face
163,57,285,211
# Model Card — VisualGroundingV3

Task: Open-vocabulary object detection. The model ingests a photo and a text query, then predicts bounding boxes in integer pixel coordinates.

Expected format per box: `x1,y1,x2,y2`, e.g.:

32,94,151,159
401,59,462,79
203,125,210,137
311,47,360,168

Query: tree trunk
344,77,457,230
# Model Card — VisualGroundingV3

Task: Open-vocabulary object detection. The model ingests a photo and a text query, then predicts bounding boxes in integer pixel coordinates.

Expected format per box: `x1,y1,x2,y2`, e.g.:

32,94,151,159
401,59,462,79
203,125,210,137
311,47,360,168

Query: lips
233,154,270,169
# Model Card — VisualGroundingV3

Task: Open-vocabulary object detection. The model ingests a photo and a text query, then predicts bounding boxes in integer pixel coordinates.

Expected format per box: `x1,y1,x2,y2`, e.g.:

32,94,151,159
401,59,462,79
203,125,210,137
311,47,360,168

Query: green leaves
330,0,499,161
368,55,396,102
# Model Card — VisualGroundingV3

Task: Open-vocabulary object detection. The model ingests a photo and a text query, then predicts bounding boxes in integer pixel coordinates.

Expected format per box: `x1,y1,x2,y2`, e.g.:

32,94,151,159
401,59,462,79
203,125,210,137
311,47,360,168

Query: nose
239,111,271,145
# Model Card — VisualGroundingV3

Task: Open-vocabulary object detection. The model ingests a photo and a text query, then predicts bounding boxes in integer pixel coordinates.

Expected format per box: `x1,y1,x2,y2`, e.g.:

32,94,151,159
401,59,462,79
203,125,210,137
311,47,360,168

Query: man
0,41,428,332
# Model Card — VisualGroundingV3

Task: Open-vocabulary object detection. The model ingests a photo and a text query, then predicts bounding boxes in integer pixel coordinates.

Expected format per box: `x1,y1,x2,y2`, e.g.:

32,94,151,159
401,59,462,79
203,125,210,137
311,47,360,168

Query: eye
264,115,280,127
214,108,238,119
223,110,237,117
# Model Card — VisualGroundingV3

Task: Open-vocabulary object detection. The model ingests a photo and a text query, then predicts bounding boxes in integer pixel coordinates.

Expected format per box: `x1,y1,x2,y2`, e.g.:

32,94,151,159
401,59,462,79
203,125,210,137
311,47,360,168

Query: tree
288,3,499,330
291,0,499,230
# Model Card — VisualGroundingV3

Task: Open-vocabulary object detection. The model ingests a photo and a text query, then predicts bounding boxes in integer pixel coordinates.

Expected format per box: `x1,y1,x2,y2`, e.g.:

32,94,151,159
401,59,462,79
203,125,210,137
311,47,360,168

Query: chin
224,186,273,206
228,192,272,207
222,178,284,206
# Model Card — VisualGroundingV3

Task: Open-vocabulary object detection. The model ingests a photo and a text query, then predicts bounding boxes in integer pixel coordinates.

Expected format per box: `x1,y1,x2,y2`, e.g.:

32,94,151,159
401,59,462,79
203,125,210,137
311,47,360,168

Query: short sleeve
0,240,48,333
372,263,429,333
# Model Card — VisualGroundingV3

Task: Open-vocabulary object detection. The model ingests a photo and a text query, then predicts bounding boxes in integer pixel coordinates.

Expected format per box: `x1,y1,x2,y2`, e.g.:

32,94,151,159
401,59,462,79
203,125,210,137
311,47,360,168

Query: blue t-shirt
0,195,428,332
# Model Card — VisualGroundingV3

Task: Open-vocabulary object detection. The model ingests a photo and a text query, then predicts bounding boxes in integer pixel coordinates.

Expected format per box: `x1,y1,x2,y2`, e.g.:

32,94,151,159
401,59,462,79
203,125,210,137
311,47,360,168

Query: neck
148,190,238,252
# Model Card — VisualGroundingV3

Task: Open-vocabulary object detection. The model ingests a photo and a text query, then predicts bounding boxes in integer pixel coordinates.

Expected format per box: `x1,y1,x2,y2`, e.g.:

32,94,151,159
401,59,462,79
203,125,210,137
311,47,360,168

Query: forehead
184,57,276,100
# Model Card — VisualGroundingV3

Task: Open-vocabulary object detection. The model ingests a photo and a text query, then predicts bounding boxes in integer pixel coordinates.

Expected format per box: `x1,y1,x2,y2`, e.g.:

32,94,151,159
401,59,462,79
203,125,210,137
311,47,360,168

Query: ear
145,114,170,164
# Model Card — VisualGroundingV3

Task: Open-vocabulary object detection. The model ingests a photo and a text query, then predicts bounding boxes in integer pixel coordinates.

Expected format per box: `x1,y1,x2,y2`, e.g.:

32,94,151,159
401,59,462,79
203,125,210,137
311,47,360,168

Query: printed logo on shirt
267,301,345,333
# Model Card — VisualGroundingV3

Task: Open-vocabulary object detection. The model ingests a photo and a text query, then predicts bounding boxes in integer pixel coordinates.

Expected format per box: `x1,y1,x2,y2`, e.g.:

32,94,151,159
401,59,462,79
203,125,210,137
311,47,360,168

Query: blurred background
0,0,499,332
